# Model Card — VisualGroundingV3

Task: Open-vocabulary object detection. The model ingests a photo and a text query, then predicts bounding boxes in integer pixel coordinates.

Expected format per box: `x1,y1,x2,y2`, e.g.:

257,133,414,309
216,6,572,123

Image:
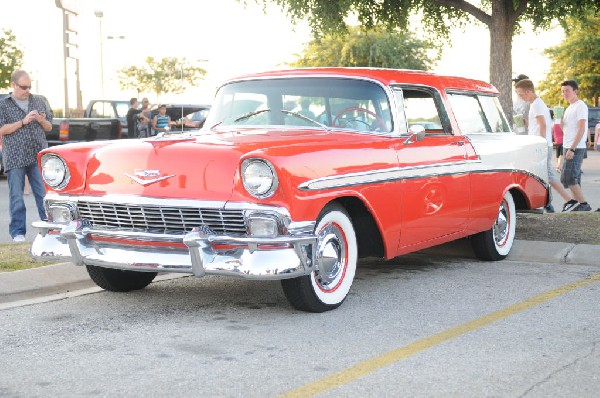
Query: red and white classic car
32,68,549,312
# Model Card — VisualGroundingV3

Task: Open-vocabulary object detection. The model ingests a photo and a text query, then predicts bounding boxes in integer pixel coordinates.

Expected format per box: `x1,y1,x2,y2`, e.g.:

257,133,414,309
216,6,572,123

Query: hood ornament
124,169,176,186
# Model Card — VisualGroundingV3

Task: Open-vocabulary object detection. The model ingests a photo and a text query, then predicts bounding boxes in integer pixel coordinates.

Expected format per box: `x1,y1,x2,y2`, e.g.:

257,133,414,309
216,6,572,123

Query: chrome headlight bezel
41,153,70,190
241,158,278,199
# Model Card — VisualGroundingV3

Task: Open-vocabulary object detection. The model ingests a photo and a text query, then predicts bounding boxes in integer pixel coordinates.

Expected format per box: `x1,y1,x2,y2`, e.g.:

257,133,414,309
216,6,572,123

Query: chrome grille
77,201,246,235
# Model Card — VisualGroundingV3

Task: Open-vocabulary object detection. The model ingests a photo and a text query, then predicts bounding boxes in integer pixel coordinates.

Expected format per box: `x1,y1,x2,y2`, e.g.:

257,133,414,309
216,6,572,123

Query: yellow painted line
280,272,600,398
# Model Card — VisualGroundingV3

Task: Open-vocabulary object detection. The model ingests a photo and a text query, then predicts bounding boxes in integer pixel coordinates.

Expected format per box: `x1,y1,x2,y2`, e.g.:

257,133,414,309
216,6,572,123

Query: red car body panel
32,68,549,282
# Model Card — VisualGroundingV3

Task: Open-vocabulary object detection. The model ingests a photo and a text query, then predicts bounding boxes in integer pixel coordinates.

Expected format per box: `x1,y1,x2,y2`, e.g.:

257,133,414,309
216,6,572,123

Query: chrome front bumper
31,220,317,280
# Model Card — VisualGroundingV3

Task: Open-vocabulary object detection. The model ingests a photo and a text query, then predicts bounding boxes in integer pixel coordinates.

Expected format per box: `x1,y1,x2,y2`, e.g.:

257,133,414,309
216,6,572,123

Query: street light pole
94,10,104,98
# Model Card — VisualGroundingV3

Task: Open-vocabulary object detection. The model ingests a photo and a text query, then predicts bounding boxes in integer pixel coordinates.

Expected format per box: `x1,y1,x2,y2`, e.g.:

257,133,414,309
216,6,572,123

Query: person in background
152,104,175,133
594,121,600,151
512,73,530,134
126,97,142,137
550,109,564,171
559,80,591,212
514,79,573,213
0,70,53,242
138,97,152,137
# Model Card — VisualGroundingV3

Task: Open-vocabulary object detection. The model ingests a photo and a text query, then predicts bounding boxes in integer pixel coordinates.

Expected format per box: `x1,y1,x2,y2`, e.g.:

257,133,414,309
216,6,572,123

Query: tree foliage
253,0,597,116
538,13,600,107
0,29,24,89
117,57,206,100
290,25,438,70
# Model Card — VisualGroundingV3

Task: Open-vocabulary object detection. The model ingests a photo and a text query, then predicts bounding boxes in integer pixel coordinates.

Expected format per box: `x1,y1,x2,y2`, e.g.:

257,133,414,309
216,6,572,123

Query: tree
538,13,600,107
290,25,438,70
254,0,597,117
0,29,24,89
118,57,206,100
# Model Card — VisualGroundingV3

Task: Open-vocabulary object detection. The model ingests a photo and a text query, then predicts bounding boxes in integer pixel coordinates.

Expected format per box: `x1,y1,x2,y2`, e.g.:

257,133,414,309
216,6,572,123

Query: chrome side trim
298,159,481,190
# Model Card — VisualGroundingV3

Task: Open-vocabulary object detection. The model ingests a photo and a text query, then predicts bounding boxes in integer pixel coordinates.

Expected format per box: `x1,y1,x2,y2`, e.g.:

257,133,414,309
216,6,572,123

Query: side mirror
404,125,426,144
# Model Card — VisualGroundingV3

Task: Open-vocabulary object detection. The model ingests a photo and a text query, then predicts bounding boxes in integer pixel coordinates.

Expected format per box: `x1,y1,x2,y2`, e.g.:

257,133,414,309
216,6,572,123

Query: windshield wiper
233,108,271,122
281,110,330,131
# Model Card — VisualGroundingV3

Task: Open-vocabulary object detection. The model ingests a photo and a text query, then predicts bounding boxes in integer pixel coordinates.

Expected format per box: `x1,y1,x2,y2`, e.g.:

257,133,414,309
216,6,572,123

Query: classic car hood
84,136,244,200
77,127,387,200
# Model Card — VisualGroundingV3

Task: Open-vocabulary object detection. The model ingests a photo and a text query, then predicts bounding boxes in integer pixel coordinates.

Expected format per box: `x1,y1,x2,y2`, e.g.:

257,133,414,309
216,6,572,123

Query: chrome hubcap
493,201,509,245
314,224,345,290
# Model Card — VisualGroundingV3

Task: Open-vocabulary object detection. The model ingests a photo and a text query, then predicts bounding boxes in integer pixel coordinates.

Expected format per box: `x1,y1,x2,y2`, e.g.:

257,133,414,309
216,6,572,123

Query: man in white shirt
514,79,573,213
559,80,591,211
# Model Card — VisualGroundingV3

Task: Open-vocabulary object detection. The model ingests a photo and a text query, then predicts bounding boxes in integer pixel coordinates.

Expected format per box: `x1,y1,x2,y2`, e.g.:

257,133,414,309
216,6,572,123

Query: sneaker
12,235,26,243
572,202,592,212
544,204,555,213
562,199,578,212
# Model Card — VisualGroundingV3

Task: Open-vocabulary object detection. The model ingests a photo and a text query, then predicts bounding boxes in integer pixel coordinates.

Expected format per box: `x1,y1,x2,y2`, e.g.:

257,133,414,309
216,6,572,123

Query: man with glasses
0,70,53,242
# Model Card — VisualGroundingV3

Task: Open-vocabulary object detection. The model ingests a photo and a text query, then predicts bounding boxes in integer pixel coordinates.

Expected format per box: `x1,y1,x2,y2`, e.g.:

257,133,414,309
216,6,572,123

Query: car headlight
241,159,278,198
41,154,70,189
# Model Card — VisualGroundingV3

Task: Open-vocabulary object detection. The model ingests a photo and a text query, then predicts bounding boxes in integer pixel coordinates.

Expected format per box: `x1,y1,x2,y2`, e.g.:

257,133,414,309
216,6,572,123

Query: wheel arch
325,196,385,259
508,186,528,211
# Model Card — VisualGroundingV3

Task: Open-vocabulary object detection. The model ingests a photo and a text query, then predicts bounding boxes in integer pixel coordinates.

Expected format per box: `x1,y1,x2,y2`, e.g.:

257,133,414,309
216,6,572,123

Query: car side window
447,93,488,134
478,95,510,133
447,93,510,134
393,86,446,134
115,103,130,119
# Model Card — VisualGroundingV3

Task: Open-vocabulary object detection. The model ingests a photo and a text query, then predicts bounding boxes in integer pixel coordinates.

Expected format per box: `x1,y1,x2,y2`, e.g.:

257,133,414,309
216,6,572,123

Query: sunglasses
16,84,31,90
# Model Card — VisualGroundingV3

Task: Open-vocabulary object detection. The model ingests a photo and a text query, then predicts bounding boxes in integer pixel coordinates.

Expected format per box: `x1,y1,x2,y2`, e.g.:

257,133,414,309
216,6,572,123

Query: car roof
224,67,499,95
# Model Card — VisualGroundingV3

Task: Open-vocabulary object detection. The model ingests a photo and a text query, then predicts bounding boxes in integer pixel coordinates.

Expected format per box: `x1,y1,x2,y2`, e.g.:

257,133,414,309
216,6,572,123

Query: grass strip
0,243,59,272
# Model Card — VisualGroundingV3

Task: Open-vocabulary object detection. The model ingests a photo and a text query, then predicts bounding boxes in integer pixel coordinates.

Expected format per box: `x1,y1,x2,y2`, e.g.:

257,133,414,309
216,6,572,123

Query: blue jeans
7,162,47,238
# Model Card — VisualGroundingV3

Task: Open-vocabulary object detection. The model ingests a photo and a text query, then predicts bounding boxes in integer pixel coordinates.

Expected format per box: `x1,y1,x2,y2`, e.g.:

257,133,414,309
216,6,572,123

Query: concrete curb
1,239,599,307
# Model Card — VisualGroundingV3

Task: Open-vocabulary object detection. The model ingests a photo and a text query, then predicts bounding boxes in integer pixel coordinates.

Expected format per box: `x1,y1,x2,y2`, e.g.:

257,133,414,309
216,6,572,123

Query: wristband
568,148,575,153
21,120,24,128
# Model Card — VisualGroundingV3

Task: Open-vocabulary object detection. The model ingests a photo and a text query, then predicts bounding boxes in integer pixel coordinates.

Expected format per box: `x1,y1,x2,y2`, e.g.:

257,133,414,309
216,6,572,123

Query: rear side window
448,93,510,134
90,102,117,118
393,86,447,134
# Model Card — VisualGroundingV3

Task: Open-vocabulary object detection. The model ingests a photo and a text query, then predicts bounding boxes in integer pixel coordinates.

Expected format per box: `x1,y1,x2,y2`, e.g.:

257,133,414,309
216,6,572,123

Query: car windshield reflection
206,77,393,133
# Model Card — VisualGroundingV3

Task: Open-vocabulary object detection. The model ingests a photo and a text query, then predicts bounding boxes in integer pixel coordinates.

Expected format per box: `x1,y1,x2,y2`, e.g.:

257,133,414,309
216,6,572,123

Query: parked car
48,99,127,145
48,117,122,146
85,99,130,135
31,68,549,312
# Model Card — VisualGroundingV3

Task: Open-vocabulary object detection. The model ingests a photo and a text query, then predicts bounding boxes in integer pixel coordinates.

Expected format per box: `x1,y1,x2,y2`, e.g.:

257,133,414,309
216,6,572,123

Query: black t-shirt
126,107,142,135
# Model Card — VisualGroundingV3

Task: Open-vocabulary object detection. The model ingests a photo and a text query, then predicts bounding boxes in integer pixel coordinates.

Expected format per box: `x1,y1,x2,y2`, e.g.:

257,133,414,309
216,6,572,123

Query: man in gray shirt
0,70,53,242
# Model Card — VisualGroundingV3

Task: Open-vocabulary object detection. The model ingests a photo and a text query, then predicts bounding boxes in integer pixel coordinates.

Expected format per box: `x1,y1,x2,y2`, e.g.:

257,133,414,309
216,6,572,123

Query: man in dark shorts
559,80,592,212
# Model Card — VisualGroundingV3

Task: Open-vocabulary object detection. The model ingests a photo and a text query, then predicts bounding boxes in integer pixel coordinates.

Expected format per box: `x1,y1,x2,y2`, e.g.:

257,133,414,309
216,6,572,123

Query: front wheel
471,191,516,261
86,265,157,292
281,203,357,312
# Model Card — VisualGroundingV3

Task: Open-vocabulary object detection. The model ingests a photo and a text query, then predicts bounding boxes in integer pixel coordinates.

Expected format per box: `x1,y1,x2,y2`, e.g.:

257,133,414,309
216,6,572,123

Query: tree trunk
488,1,515,122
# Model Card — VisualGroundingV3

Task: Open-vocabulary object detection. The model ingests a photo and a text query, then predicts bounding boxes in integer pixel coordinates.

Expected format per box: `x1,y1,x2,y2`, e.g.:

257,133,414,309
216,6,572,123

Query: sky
0,0,565,111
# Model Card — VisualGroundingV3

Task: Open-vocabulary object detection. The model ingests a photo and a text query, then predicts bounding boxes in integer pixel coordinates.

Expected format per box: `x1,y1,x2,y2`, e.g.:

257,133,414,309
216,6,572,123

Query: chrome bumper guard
31,220,316,280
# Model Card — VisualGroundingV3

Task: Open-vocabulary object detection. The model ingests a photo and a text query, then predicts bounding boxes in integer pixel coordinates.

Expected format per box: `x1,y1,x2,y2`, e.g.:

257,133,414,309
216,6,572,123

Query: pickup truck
48,99,129,146
48,117,123,146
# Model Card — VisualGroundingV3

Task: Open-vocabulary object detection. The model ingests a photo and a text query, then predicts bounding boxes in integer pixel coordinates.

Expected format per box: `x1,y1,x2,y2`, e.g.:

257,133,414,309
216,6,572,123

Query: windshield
205,77,393,133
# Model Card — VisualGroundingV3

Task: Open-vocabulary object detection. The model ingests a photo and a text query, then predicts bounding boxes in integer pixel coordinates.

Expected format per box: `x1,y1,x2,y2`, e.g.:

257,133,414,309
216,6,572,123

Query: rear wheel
86,265,157,292
471,191,516,261
281,203,357,312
